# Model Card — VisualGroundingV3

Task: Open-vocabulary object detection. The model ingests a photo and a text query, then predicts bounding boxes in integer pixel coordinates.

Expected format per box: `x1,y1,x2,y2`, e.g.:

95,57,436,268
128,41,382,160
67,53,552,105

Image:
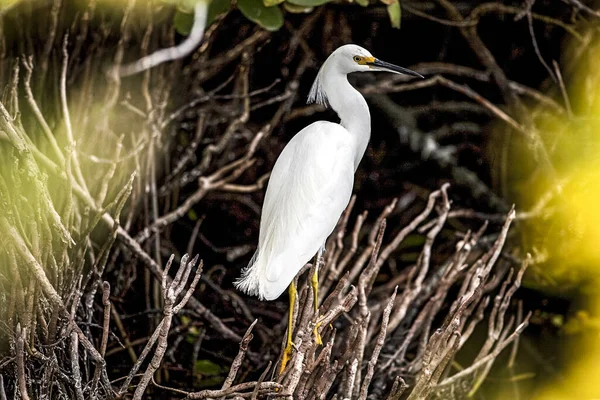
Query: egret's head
308,44,423,105
329,44,424,77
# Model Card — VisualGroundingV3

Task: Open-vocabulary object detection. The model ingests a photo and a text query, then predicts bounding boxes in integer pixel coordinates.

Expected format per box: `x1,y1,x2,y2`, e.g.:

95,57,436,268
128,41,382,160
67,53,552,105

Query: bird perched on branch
235,44,423,372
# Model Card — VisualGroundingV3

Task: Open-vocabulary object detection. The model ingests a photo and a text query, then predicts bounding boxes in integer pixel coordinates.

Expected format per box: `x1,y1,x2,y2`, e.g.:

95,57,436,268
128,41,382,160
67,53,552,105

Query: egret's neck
324,74,371,169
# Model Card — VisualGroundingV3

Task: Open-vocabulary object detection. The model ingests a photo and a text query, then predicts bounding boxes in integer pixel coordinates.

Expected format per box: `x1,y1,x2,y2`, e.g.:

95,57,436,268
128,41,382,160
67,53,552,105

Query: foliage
171,0,401,33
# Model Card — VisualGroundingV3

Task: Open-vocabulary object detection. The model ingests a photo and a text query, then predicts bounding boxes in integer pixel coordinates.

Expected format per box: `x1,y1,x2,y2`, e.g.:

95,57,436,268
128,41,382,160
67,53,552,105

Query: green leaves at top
283,2,314,13
286,0,332,7
173,0,231,36
386,0,401,29
207,0,231,25
174,8,195,35
263,0,285,7
238,0,283,31
172,0,397,34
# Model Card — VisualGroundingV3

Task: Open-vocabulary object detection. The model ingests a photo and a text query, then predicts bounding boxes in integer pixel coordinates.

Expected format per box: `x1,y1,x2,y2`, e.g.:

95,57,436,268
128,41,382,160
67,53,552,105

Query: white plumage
235,121,354,300
235,44,423,301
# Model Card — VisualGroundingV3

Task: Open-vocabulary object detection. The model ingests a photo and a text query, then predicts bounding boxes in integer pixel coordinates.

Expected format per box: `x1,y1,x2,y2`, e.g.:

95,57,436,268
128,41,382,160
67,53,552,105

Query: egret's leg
312,246,325,345
280,282,296,373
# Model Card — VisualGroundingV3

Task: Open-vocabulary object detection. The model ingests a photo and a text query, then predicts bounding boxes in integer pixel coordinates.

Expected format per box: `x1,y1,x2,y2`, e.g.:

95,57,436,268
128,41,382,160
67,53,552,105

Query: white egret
234,44,423,371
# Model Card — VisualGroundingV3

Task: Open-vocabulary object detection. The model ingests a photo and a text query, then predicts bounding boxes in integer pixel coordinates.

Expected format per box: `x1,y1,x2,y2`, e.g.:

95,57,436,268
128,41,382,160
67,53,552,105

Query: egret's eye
353,56,362,63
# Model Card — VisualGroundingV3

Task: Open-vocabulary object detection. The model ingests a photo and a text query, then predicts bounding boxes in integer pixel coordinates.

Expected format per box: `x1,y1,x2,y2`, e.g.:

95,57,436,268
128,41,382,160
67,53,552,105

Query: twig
111,304,138,364
438,314,532,387
15,324,30,400
198,30,271,82
119,2,208,76
185,382,283,399
386,376,408,400
0,374,7,400
61,35,89,195
70,331,85,400
552,60,573,118
21,57,65,164
221,320,258,393
526,4,557,83
131,254,202,399
378,185,443,270
90,281,112,397
250,362,271,400
564,0,600,18
358,287,397,400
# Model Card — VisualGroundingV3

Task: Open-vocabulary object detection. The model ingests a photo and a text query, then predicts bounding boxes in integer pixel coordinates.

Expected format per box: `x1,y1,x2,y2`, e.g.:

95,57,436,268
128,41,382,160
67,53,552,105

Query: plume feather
307,62,329,106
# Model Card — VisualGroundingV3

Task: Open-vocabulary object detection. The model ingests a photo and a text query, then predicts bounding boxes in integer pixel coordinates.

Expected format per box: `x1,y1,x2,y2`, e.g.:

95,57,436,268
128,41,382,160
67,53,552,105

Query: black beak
368,59,424,78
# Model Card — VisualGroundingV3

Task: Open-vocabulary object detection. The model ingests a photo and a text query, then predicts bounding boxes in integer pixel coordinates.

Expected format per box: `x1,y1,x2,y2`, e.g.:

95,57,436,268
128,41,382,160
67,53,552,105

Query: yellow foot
313,320,323,346
280,342,294,374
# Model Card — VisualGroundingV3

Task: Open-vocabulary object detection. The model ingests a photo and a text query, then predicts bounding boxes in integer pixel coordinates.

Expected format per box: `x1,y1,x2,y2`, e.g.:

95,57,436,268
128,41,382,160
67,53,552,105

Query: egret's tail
234,250,264,299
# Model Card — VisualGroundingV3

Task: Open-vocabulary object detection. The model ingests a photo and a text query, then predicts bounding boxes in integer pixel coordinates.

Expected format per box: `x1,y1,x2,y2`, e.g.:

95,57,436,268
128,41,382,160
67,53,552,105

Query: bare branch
119,2,208,77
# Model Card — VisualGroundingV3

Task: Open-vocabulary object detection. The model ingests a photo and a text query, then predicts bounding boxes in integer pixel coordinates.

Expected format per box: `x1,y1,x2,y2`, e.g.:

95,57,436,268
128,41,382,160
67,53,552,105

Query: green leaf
207,0,231,24
387,0,401,29
173,9,194,35
355,0,369,7
264,0,285,7
188,209,198,220
194,359,224,376
283,2,313,13
185,325,202,344
173,0,230,35
287,0,330,6
237,0,284,31
400,234,425,248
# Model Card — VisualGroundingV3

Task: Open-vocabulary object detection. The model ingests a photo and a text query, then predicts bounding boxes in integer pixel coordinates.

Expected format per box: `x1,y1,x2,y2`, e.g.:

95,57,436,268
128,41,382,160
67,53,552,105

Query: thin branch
15,325,30,400
119,2,208,76
69,331,85,400
185,382,283,399
358,287,397,400
221,320,257,392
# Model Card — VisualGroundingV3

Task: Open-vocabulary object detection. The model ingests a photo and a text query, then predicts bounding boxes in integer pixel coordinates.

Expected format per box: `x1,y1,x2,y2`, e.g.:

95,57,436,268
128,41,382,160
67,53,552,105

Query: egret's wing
259,121,355,285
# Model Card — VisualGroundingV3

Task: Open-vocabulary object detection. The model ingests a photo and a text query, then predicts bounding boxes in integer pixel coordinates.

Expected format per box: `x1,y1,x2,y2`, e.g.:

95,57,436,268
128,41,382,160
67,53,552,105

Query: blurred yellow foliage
534,299,600,399
0,0,20,7
511,27,600,400
517,28,600,286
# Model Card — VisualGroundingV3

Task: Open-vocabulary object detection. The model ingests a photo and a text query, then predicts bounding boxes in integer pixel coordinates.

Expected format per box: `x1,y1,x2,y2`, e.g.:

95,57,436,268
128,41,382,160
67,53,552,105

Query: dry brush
0,0,590,398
